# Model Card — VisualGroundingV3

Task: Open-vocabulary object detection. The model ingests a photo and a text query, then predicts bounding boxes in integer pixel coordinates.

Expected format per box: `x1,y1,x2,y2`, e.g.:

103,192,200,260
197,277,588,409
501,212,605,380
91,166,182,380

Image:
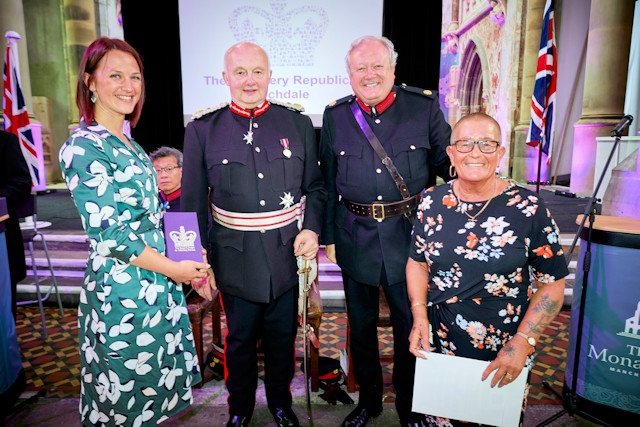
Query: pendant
283,148,292,158
243,130,253,145
243,118,254,145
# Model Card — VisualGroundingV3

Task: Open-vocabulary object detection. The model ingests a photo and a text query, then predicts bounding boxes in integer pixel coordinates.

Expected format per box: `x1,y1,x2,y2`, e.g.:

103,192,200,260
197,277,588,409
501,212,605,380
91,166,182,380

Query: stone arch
457,39,490,119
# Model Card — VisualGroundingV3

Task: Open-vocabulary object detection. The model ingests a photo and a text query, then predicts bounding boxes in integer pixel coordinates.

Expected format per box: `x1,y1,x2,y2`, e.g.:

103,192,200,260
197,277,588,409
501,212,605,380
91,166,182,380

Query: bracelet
411,302,427,310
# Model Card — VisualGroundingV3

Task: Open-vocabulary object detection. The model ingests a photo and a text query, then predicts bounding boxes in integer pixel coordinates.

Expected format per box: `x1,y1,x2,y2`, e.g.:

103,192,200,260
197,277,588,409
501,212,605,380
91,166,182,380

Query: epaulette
399,83,437,99
190,102,229,121
269,99,305,113
326,94,355,109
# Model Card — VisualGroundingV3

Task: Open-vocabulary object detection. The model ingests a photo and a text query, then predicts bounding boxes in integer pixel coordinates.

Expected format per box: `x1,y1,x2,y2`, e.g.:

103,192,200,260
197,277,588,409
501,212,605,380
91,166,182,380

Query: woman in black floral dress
406,113,569,426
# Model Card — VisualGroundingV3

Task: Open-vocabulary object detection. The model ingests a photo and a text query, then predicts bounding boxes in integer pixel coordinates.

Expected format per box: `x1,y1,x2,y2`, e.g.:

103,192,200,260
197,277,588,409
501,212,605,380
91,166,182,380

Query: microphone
610,115,634,137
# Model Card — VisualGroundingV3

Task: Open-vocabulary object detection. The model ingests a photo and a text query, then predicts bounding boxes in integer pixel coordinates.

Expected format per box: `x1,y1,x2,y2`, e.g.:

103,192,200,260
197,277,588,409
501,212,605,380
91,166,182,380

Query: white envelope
412,351,527,427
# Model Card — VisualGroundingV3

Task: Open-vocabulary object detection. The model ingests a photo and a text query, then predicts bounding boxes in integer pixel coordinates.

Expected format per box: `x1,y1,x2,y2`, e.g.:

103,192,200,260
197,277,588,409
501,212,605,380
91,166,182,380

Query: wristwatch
516,331,536,347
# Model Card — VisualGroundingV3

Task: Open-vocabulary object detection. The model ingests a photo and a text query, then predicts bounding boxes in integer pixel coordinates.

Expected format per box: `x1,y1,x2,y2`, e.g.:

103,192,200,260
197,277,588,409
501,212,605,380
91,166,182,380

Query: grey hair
345,35,398,73
149,146,183,167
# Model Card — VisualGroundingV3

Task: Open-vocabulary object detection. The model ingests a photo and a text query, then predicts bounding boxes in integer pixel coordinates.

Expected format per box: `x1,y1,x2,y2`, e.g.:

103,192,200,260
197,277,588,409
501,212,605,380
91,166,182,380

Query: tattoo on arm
526,293,562,335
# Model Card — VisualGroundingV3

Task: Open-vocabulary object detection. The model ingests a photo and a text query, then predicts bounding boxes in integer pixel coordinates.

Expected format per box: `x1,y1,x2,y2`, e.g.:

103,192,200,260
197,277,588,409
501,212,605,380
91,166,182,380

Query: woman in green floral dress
59,37,214,426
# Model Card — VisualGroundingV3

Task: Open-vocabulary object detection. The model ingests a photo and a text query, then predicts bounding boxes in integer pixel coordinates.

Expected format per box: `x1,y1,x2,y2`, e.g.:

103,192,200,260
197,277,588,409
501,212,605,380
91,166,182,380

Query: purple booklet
164,211,203,262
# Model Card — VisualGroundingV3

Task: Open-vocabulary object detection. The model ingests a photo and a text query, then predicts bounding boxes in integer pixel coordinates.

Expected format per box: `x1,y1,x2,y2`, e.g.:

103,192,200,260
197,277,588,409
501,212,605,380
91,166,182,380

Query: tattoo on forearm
526,293,562,335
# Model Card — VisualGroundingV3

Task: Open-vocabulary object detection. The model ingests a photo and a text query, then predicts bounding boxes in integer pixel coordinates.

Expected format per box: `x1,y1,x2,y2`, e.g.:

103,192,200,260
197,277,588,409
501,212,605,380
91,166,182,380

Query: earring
449,165,457,178
91,93,97,103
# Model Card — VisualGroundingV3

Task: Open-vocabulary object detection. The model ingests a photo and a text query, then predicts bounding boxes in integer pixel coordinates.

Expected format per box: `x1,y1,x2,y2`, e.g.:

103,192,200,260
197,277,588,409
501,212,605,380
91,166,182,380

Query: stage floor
6,306,607,426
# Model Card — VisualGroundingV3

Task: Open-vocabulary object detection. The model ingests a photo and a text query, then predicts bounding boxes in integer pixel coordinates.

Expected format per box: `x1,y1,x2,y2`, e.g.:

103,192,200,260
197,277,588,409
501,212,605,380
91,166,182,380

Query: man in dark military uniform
181,42,326,427
319,35,453,427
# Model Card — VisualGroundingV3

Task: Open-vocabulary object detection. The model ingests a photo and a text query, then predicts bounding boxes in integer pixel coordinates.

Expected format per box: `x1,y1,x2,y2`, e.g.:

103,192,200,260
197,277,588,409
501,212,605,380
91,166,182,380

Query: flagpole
536,142,543,194
3,31,46,191
526,0,556,194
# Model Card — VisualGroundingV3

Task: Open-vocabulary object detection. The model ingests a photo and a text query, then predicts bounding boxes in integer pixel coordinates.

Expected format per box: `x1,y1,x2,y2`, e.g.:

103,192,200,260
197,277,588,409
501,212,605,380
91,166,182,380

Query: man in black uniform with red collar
181,42,326,427
319,35,453,427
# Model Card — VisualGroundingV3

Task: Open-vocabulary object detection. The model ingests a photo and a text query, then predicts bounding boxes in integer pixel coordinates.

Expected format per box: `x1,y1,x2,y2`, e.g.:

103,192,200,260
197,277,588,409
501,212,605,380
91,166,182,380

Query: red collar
160,188,181,203
356,91,396,116
230,100,270,118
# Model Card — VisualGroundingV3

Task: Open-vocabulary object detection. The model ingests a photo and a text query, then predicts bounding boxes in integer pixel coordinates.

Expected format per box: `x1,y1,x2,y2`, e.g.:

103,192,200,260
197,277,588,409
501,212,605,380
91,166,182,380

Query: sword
298,258,314,426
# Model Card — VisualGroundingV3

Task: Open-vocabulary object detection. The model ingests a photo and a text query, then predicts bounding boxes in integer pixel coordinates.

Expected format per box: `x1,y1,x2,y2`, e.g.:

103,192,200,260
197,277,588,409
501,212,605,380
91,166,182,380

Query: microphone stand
536,131,627,427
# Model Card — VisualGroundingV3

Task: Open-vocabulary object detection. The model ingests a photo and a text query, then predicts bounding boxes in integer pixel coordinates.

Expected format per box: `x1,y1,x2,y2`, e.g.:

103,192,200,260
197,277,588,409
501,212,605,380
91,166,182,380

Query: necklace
456,178,499,222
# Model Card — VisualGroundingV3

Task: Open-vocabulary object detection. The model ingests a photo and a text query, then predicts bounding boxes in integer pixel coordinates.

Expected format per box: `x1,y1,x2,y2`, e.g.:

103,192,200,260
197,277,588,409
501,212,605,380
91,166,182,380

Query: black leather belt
343,194,422,221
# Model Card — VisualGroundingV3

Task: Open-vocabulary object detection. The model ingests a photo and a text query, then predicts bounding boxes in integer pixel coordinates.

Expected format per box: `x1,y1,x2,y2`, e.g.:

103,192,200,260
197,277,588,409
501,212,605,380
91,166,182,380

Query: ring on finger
505,373,513,380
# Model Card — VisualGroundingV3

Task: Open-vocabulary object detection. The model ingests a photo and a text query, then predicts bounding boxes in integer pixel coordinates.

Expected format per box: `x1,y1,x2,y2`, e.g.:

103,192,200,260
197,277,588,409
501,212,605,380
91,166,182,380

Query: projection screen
178,0,384,127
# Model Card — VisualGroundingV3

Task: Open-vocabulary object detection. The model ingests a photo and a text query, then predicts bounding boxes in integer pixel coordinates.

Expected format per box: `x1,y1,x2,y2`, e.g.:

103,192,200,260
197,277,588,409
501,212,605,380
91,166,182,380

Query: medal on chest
280,138,292,158
243,118,255,145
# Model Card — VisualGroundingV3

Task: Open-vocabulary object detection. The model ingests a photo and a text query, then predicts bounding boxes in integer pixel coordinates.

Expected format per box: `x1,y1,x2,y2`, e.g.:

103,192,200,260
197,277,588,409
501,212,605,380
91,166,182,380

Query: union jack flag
526,0,557,163
3,33,40,186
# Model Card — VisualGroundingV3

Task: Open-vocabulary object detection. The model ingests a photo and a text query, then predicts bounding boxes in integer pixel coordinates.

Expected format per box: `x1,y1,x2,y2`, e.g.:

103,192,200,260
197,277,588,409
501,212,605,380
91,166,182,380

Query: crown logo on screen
228,1,329,66
169,226,197,252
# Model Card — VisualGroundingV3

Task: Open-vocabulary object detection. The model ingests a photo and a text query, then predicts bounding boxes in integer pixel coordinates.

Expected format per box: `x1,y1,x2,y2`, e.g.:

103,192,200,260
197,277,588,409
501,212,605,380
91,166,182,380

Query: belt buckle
371,203,385,222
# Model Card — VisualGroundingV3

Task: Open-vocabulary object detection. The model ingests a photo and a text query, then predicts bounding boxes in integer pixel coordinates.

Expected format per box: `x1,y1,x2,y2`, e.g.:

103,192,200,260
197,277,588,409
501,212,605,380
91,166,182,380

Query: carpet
15,306,570,405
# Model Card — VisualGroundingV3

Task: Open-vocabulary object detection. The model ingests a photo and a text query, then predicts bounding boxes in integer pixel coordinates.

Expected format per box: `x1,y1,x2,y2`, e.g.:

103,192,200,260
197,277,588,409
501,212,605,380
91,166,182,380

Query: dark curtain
120,0,442,150
120,0,185,153
383,1,442,91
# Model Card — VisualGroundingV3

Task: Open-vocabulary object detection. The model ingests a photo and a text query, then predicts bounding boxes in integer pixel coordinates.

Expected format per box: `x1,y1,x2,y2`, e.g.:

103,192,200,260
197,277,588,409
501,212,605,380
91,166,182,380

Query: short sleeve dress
408,179,570,426
59,121,201,426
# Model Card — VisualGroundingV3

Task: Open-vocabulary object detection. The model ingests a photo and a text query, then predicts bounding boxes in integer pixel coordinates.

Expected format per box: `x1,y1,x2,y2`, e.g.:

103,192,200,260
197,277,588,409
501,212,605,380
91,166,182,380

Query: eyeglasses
451,139,500,153
154,165,181,174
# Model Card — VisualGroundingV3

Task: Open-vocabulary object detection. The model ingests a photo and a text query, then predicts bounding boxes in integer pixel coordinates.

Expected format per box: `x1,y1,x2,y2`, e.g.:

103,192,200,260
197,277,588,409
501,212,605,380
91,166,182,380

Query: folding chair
16,193,64,338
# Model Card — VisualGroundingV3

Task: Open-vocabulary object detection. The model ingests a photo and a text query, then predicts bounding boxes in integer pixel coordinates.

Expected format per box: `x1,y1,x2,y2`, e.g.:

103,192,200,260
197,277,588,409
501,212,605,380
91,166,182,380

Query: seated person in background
150,146,194,299
150,146,183,211
150,149,224,380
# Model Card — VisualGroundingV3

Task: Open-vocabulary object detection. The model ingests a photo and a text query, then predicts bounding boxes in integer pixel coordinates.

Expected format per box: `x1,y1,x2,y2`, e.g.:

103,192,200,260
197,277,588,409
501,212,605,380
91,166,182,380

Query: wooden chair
186,289,222,388
345,286,393,392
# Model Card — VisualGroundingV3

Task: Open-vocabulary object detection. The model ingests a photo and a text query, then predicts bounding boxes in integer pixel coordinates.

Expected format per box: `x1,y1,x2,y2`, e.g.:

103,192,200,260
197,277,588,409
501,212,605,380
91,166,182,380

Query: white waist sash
211,199,305,231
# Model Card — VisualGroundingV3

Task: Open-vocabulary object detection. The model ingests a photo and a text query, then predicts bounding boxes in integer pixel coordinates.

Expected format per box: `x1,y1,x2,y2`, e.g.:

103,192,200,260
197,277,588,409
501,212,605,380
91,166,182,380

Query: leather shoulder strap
350,101,411,200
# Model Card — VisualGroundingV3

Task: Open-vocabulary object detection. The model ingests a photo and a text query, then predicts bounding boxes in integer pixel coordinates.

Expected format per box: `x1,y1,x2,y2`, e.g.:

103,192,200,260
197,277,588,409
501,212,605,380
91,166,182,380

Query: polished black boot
270,407,300,427
226,415,250,427
341,405,382,427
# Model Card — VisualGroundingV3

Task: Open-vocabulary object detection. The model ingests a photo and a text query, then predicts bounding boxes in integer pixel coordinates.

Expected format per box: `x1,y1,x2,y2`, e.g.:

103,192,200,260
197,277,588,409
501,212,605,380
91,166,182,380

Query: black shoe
226,415,250,427
401,413,427,427
341,406,382,427
271,407,300,427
